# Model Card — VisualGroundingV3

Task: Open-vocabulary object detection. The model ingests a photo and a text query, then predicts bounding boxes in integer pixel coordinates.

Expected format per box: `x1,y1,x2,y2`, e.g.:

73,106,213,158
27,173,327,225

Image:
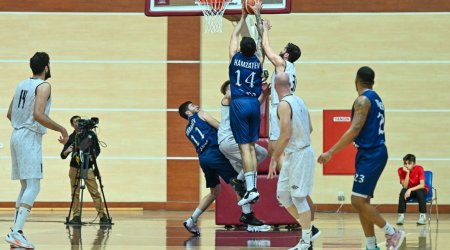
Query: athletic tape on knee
277,190,293,208
20,179,41,206
293,196,310,213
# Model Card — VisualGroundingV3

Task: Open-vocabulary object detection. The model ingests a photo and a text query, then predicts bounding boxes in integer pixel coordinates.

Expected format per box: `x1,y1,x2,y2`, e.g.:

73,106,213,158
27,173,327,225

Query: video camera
77,117,99,130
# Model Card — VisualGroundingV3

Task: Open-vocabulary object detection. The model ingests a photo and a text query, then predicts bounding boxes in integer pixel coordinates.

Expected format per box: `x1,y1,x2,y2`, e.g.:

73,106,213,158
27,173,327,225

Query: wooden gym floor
0,210,447,249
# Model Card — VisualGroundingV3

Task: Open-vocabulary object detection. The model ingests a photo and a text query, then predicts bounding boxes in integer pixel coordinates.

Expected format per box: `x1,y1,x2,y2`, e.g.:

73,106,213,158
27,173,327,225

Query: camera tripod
65,132,113,225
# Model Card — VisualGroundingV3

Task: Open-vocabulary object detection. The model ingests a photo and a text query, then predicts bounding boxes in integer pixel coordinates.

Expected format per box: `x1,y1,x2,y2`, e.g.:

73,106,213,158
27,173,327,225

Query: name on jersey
233,59,260,70
333,116,351,122
375,99,385,110
185,119,197,136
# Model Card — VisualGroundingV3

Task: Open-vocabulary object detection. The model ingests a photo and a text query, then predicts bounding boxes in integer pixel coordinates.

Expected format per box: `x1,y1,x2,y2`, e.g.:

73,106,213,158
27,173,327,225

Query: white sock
14,207,19,224
302,228,311,244
420,213,426,218
242,204,252,214
237,170,245,181
398,213,404,218
13,207,30,232
244,172,257,191
382,222,395,236
253,172,257,188
366,236,377,249
191,208,203,222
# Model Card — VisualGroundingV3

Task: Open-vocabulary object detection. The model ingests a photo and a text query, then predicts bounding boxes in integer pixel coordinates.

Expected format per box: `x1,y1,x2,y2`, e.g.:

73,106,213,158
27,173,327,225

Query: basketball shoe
183,217,200,236
311,225,321,241
240,212,271,232
385,229,405,250
288,239,310,250
238,188,259,206
5,230,34,249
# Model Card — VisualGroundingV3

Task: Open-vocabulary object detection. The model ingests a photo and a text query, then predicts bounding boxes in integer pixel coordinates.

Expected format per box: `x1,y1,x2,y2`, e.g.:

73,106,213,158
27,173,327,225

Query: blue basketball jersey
185,113,218,154
352,89,386,148
229,52,262,99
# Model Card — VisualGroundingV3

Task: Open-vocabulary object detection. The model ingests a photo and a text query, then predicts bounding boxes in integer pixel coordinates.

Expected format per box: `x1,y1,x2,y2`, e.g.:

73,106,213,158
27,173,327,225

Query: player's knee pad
20,179,41,206
292,196,310,213
277,190,293,208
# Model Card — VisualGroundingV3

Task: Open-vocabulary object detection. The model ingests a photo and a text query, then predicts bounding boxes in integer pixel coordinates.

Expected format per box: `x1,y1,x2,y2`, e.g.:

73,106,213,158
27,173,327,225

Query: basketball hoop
195,0,233,33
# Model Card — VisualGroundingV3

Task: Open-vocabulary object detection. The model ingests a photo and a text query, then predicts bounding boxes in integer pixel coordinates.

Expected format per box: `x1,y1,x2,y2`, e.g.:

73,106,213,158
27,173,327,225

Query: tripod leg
66,167,81,224
93,164,112,224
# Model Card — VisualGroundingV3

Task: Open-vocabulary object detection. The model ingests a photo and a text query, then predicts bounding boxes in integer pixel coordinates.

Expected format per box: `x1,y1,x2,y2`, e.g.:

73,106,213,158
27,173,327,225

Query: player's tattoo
254,13,265,59
352,96,370,132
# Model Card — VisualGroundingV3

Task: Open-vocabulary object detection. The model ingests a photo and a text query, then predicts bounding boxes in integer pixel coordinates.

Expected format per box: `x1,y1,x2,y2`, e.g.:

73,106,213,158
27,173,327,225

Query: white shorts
269,104,280,140
277,146,315,198
10,128,43,180
219,136,267,173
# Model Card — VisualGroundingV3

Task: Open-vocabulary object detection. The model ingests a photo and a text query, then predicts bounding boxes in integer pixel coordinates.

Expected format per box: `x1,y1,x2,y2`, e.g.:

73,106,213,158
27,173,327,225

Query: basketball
243,0,258,14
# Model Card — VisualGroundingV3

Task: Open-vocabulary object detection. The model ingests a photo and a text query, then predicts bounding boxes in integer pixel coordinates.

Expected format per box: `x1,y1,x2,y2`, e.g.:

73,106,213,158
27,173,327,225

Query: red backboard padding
323,110,357,175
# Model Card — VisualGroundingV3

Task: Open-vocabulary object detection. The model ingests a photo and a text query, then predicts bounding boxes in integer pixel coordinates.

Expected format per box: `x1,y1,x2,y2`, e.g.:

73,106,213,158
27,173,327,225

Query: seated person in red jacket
396,154,429,225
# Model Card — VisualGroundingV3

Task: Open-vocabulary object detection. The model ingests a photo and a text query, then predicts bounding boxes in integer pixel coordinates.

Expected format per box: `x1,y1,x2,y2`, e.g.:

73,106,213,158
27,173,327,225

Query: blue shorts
199,145,238,188
352,145,388,198
230,97,260,144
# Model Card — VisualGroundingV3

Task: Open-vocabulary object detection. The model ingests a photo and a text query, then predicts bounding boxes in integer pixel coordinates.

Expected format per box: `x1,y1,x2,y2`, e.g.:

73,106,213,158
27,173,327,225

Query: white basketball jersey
281,94,311,153
218,104,232,143
11,78,51,134
271,61,297,105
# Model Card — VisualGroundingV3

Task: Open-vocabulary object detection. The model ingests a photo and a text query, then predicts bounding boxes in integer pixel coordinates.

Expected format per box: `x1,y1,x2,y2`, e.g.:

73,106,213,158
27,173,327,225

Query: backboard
145,0,291,16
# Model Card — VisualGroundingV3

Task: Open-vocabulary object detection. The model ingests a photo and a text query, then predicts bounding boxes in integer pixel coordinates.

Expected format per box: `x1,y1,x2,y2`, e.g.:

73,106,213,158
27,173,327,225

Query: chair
407,170,438,222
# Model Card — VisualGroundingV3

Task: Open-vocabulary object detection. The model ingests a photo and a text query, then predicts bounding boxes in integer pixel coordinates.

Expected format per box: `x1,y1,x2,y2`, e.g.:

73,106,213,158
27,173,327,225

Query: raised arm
34,82,69,144
251,0,265,63
317,95,370,164
262,20,285,72
199,110,220,130
229,13,247,61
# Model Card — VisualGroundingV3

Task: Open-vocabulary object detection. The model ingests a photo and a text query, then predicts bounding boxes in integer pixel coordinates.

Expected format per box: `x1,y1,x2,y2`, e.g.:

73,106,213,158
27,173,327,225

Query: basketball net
195,0,232,33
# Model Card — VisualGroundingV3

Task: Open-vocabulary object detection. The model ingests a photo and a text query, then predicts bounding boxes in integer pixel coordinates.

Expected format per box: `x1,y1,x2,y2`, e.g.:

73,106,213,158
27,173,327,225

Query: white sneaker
289,239,310,250
238,188,259,206
417,216,427,225
183,218,200,236
396,215,404,225
5,231,35,249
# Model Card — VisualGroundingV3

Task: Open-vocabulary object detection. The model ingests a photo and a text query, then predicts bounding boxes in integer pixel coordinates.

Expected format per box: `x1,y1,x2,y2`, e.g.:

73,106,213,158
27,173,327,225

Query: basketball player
178,101,269,234
228,10,264,206
253,2,301,158
317,66,405,250
218,80,271,232
268,73,319,250
5,52,69,248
